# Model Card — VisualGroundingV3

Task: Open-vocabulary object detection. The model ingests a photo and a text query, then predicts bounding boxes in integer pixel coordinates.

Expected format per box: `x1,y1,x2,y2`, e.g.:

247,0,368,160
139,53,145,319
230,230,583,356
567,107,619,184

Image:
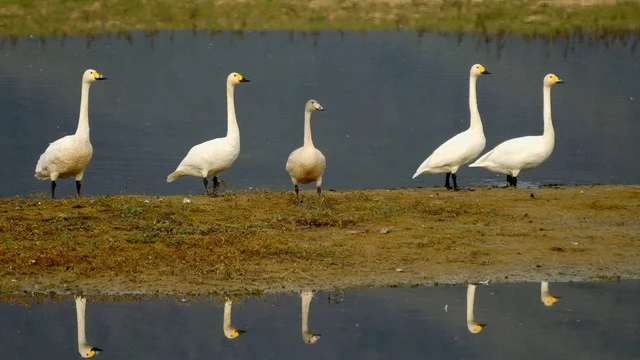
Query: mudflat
1,185,638,296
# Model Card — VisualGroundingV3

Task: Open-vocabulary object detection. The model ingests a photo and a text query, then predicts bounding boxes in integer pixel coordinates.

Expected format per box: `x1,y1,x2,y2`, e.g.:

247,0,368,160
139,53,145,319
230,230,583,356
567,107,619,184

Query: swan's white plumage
301,290,321,344
285,99,326,202
223,299,246,339
466,284,485,334
412,64,490,184
75,296,102,358
541,281,559,307
469,73,564,180
167,72,249,184
34,69,106,191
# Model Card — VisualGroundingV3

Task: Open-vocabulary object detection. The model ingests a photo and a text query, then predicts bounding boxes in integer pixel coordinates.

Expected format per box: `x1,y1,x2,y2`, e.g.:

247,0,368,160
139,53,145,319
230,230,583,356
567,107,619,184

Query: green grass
0,0,639,36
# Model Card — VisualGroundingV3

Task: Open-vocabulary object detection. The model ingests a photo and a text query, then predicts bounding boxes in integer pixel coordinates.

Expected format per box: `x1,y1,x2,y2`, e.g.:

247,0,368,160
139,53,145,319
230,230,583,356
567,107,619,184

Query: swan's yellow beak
93,72,107,81
473,324,485,333
480,66,490,75
551,74,564,84
236,73,250,83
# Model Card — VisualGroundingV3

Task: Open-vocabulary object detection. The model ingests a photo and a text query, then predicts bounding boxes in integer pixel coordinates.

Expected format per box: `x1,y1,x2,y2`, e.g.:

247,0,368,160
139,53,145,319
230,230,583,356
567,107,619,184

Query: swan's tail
469,151,491,168
166,171,182,183
412,156,432,179
34,154,50,179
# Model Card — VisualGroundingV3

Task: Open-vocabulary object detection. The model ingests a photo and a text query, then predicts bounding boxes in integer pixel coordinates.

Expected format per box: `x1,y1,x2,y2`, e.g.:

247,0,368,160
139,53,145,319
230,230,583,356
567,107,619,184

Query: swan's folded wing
476,136,542,168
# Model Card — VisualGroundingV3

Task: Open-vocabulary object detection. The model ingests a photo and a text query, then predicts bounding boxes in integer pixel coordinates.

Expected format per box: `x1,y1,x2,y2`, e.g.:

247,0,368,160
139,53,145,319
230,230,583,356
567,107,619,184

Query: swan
469,74,565,187
167,72,250,195
300,290,321,344
223,298,246,339
540,281,560,307
412,64,490,190
34,69,107,198
75,296,102,358
285,99,326,205
467,284,486,334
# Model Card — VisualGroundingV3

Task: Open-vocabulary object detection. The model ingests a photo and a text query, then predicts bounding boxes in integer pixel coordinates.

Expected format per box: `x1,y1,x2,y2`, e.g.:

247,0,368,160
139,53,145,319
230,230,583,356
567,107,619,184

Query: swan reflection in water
301,290,321,344
74,296,102,358
466,285,486,334
541,281,560,307
223,298,247,339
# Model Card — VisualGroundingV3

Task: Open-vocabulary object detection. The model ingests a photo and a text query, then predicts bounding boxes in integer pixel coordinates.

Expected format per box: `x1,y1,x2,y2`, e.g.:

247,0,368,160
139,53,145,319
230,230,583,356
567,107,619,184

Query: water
0,281,638,359
0,31,639,198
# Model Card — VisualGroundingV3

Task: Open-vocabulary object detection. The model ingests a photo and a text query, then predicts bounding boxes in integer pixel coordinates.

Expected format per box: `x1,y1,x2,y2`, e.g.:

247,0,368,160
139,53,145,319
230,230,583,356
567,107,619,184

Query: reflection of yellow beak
87,350,96,357
474,324,484,333
543,296,559,307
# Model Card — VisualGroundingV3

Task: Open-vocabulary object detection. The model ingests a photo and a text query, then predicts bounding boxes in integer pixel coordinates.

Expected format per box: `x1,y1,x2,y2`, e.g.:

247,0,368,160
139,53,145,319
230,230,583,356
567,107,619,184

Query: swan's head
79,346,102,358
467,323,486,334
542,295,560,307
544,73,564,87
471,64,490,77
226,329,247,339
305,333,321,344
83,69,107,83
228,72,250,85
306,99,324,112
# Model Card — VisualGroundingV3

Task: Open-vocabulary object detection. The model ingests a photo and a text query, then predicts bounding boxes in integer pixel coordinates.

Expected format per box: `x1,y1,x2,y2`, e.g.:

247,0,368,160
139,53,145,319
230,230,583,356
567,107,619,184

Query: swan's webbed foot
506,175,518,188
76,180,82,197
444,172,453,190
51,180,56,199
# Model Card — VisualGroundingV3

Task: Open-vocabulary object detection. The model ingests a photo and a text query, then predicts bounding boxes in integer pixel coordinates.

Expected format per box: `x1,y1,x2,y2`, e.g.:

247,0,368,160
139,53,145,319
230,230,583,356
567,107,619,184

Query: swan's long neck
223,300,233,330
303,109,314,148
542,85,555,142
226,83,239,141
468,75,483,132
541,281,550,294
75,82,91,139
301,293,312,334
75,297,88,347
466,285,476,322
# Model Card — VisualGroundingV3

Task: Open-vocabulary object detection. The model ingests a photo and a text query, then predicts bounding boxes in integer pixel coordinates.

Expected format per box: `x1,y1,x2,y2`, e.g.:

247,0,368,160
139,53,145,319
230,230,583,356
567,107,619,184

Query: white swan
540,281,560,307
167,72,250,195
469,74,565,188
412,64,490,190
75,296,102,358
34,69,107,198
223,298,246,339
300,290,321,344
467,284,486,333
285,99,326,205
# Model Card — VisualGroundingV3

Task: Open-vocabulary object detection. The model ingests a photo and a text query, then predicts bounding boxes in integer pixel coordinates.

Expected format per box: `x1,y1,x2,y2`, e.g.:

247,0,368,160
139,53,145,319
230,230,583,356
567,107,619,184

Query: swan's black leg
506,175,512,188
203,177,209,194
295,184,302,205
51,181,56,199
213,176,219,195
317,186,322,198
76,181,82,197
512,176,518,188
452,173,459,191
445,172,452,190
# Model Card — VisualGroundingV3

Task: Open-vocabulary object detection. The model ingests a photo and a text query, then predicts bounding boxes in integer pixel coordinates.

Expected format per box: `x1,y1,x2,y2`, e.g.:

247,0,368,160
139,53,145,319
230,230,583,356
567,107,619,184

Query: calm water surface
0,281,638,359
0,31,639,198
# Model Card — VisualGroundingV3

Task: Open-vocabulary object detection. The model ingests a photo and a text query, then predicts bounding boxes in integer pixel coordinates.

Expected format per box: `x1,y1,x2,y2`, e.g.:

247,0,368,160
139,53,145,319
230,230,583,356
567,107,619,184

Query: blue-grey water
0,31,639,198
0,281,638,359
